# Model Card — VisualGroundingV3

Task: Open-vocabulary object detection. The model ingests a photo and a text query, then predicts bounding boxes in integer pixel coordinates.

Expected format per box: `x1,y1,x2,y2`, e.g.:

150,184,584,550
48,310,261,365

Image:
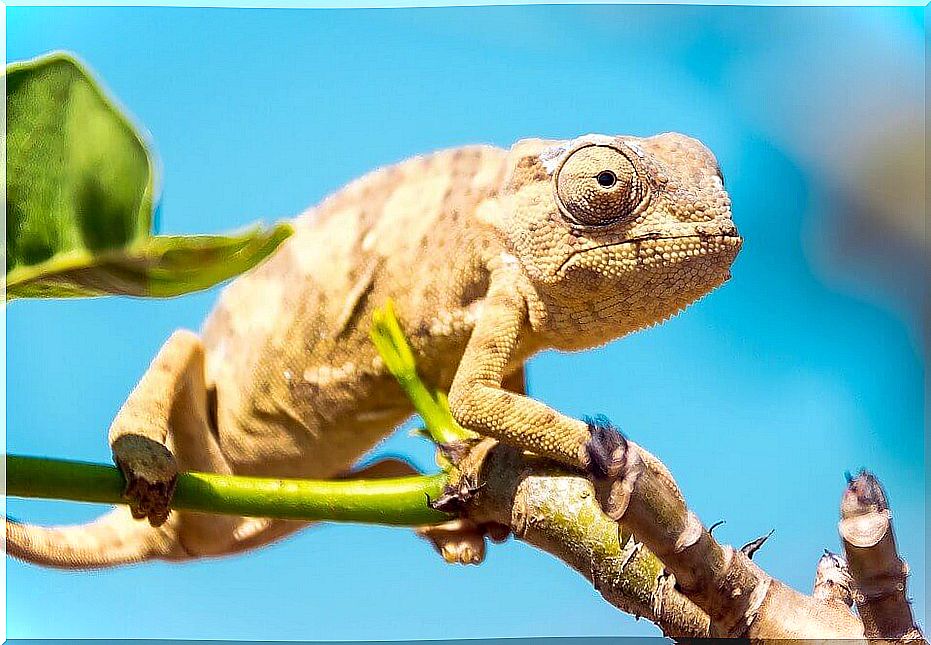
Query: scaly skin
6,133,741,568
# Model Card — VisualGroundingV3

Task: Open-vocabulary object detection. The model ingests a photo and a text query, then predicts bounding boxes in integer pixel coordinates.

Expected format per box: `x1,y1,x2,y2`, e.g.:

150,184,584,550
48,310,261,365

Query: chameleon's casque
7,133,741,568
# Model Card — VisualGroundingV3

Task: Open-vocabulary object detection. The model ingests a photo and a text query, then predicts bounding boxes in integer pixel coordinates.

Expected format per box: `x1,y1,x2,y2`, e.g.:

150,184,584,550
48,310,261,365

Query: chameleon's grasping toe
8,131,740,568
582,416,630,481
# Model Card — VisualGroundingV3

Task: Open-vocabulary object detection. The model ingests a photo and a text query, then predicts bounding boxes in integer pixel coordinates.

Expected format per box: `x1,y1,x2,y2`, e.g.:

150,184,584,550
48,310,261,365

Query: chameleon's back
201,145,509,478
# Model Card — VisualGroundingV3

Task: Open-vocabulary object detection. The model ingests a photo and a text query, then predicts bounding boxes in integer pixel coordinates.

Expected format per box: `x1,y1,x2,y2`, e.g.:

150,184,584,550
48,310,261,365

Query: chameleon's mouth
557,230,742,276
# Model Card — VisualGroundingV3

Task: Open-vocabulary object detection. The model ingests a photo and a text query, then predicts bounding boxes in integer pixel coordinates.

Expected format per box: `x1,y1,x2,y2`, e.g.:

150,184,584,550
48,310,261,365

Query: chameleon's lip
557,231,742,275
617,230,741,245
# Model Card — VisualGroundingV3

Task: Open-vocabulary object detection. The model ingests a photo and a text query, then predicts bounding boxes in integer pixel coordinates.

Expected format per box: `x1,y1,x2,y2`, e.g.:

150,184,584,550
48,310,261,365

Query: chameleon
7,132,741,569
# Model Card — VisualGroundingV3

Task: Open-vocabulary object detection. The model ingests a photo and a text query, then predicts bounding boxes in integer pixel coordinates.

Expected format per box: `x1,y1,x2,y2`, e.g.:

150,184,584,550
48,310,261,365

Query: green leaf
6,224,294,299
370,301,475,446
6,51,292,300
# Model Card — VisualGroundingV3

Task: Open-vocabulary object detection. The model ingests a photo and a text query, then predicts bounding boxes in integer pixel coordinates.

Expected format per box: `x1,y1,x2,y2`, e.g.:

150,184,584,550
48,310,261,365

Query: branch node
812,550,854,607
427,472,485,515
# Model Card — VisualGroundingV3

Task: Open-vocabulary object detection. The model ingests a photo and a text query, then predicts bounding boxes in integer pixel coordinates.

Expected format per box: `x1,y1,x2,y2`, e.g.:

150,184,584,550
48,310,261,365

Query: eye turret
554,144,647,227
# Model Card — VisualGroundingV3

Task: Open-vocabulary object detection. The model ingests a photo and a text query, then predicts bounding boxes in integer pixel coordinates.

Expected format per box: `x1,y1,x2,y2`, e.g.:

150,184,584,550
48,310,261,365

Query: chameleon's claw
112,434,179,527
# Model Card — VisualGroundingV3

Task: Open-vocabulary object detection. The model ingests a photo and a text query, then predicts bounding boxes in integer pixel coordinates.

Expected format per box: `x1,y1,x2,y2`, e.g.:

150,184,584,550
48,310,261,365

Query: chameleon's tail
5,507,184,569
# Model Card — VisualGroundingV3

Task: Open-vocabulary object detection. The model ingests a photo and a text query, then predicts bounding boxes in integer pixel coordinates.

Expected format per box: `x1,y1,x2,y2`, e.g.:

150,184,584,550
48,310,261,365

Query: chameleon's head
499,133,742,347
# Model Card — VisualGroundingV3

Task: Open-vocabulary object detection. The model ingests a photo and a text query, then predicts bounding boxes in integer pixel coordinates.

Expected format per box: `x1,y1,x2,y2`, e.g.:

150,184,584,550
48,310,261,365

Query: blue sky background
6,5,926,640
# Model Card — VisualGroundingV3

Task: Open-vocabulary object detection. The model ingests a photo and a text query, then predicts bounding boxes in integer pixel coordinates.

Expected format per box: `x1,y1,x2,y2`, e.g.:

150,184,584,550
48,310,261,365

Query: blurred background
6,5,926,639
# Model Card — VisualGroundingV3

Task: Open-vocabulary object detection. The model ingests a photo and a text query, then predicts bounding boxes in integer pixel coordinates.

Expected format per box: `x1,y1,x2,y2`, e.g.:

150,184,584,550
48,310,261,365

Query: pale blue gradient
6,5,926,639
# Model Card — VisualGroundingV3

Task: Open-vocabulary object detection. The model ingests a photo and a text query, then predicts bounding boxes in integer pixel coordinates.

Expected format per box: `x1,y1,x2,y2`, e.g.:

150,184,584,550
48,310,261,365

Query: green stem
6,455,450,526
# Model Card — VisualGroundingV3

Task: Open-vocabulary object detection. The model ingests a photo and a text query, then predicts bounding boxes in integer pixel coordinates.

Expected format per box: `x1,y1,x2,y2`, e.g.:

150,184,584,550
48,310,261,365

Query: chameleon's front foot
582,415,629,480
582,415,634,521
112,434,179,526
417,520,485,565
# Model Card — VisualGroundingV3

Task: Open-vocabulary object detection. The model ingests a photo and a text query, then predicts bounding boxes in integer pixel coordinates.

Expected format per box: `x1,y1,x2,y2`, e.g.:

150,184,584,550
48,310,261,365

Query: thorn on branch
708,519,726,537
740,528,774,560
653,567,680,614
618,534,643,571
427,472,485,514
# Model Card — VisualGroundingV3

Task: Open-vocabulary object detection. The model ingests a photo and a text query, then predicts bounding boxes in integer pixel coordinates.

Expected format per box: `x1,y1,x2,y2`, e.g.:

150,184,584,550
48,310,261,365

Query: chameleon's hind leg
109,330,236,542
5,331,247,568
345,457,506,565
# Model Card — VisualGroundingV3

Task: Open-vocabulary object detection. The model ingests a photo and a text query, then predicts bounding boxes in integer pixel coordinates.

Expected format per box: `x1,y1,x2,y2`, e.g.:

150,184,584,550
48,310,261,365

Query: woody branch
455,429,924,641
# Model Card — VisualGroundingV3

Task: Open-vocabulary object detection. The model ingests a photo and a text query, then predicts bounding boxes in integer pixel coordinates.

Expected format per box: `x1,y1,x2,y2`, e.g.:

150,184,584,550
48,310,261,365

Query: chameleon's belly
202,282,479,479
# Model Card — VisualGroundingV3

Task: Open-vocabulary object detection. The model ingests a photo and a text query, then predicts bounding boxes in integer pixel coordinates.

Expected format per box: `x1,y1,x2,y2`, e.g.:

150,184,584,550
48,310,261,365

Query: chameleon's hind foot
421,473,509,565
112,434,178,527
417,519,509,565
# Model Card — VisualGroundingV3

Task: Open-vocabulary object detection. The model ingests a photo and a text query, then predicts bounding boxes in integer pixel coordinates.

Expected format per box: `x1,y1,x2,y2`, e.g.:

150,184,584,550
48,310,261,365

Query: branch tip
841,469,888,518
838,470,923,641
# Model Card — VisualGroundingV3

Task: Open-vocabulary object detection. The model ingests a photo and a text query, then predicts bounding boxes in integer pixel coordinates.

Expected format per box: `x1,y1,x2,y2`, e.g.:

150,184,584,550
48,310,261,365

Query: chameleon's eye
555,144,647,227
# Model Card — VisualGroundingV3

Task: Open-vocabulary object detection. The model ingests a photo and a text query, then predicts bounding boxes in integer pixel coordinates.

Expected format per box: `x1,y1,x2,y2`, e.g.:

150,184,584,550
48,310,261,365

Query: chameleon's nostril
695,219,738,238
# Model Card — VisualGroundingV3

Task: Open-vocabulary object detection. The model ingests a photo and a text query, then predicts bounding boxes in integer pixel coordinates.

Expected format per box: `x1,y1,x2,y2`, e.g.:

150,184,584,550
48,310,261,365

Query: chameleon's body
7,133,741,568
